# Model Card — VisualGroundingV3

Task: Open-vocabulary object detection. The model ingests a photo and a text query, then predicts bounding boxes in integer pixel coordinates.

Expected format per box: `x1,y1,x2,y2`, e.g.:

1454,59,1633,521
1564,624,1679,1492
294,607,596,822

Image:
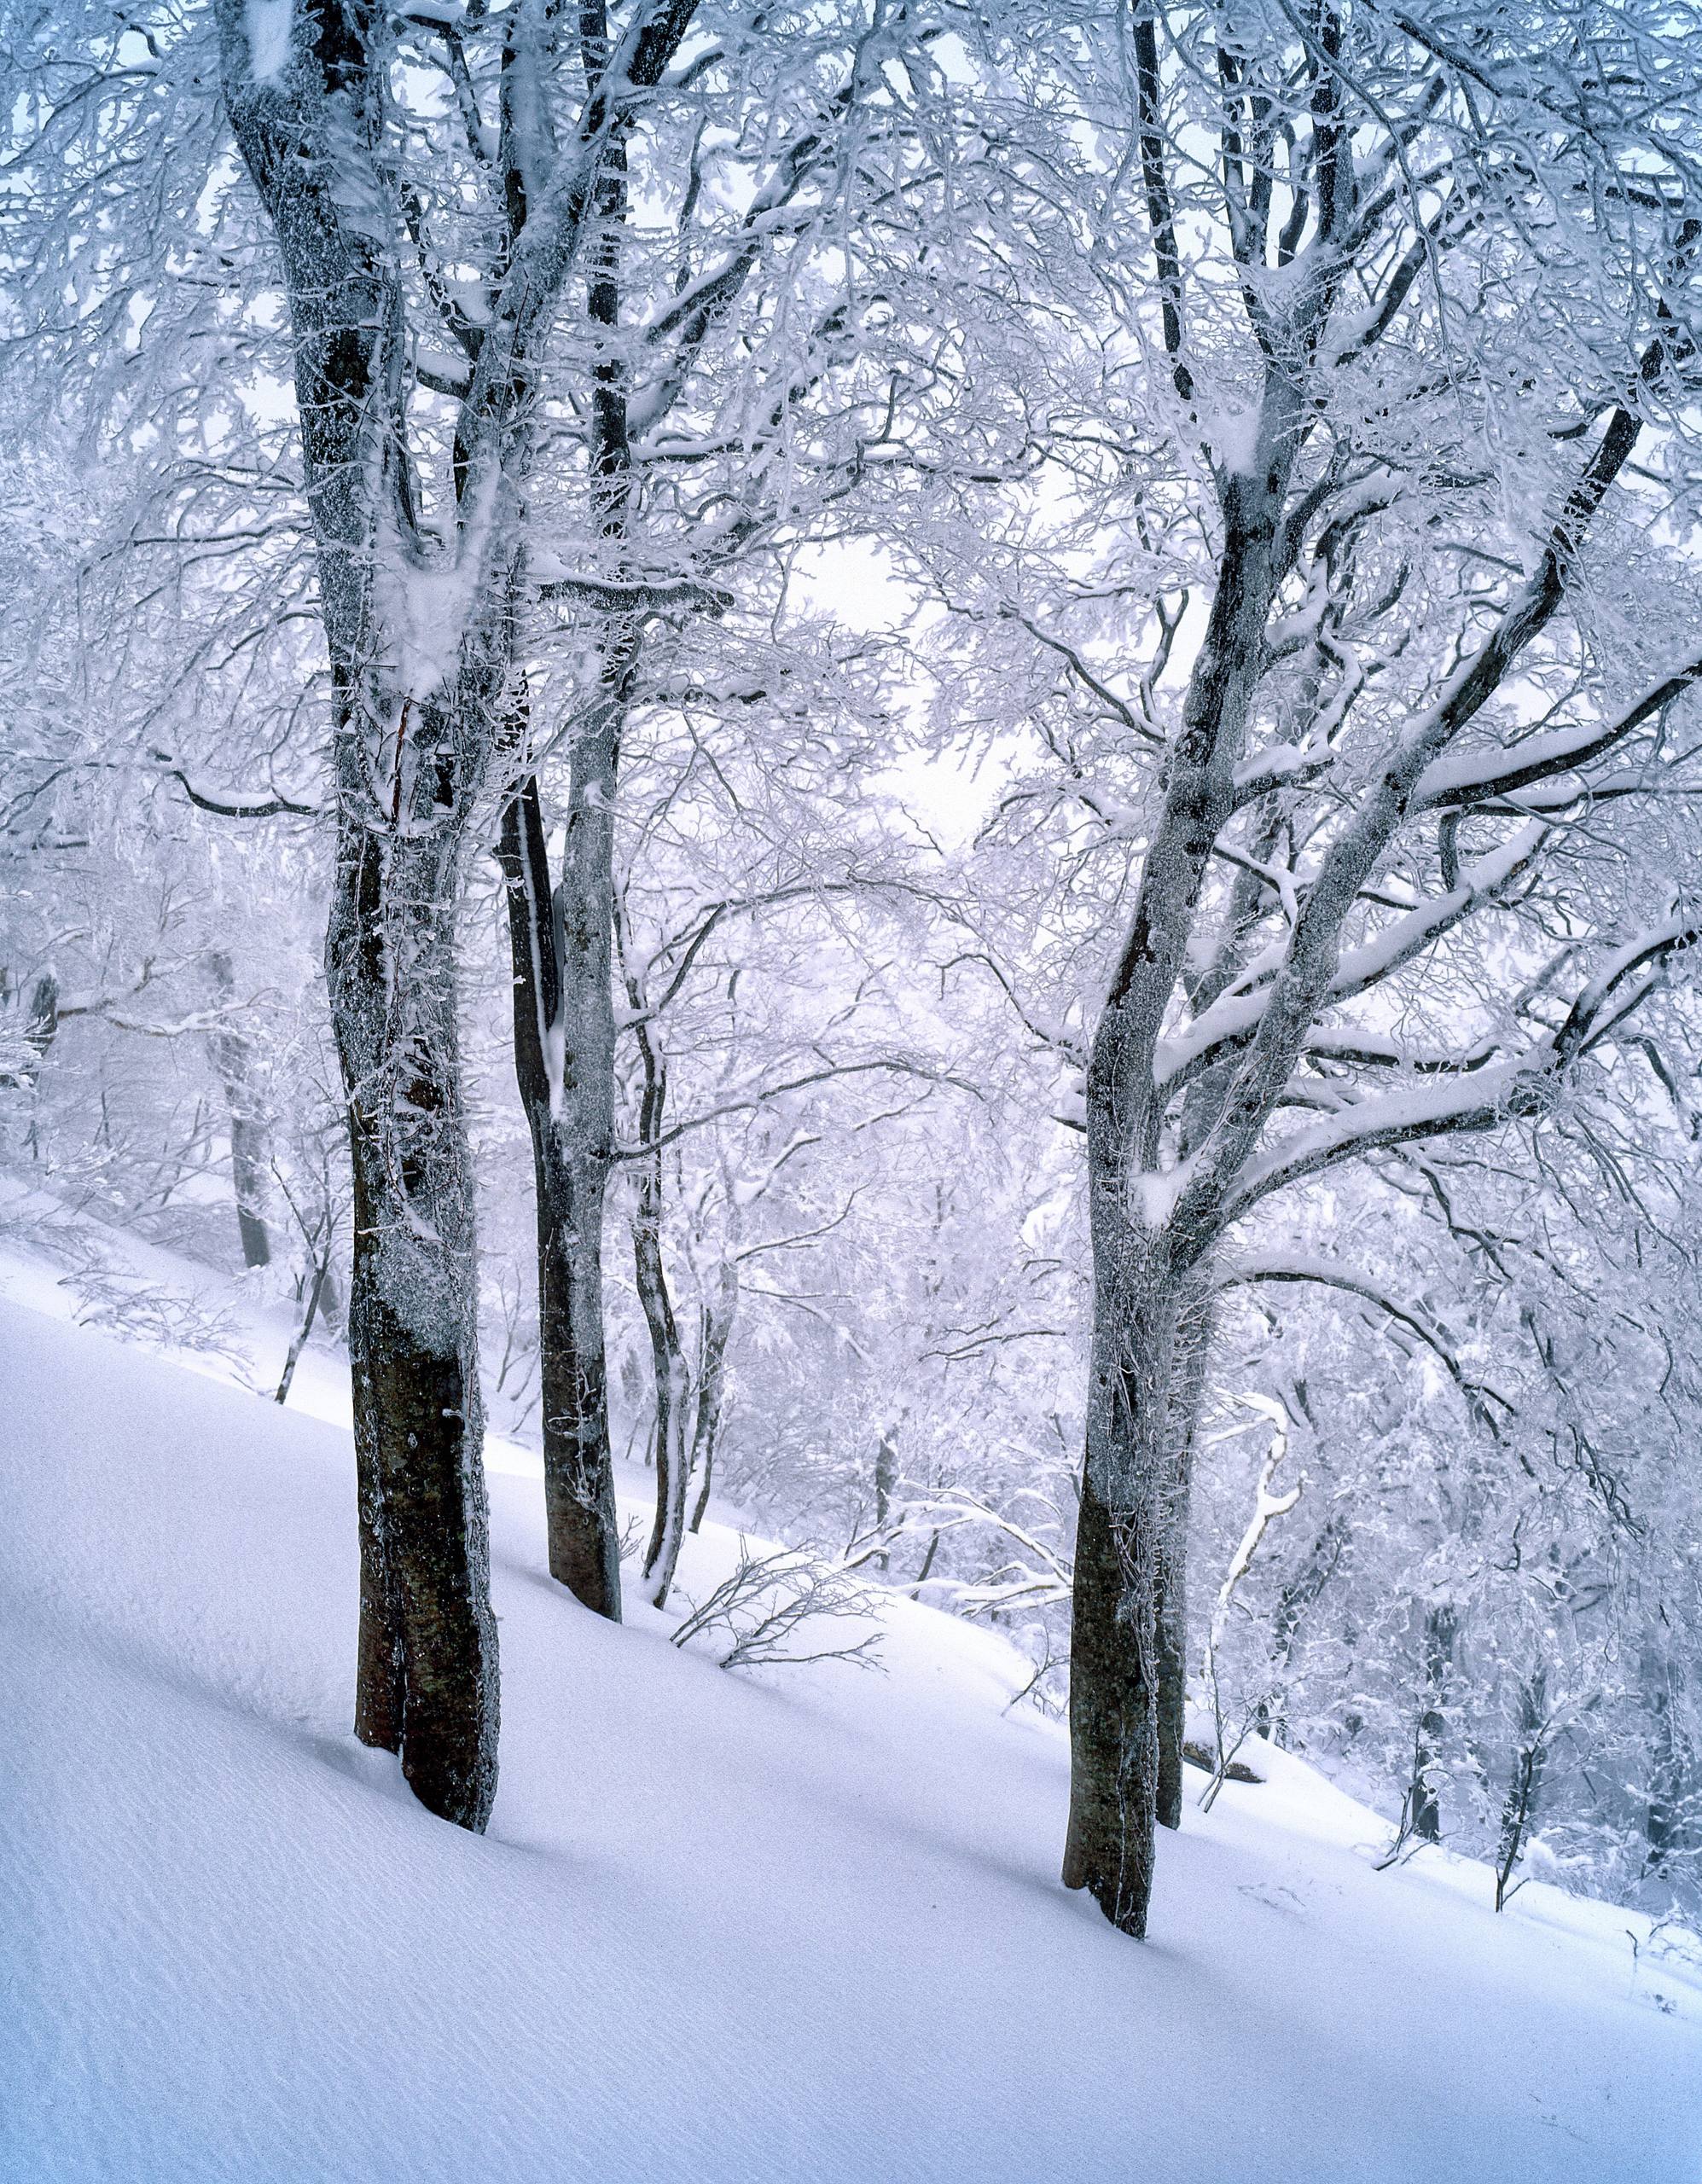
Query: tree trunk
497,770,623,1618
1063,1468,1163,1934
1410,1602,1456,1845
276,1252,329,1404
1494,1668,1547,1911
1155,1283,1213,1830
635,1146,692,1606
206,950,272,1269
688,1267,737,1536
329,815,499,1832
1642,1638,1687,1874
1062,1249,1184,1938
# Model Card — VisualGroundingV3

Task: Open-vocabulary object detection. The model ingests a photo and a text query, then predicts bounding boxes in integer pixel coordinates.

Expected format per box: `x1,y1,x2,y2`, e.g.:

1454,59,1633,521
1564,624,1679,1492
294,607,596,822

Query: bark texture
331,813,499,1830
498,770,623,1618
1062,1248,1197,1936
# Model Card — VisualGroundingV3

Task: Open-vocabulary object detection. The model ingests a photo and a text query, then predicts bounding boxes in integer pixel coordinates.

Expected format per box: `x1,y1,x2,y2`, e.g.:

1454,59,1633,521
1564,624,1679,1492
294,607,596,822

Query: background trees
2,0,1699,1943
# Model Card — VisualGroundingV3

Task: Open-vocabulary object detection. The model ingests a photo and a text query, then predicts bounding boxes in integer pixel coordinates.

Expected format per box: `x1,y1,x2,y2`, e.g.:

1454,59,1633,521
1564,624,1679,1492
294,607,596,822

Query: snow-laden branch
1215,1253,1508,1425
1414,655,1702,811
1219,910,1700,1220
1158,822,1547,1091
148,748,322,822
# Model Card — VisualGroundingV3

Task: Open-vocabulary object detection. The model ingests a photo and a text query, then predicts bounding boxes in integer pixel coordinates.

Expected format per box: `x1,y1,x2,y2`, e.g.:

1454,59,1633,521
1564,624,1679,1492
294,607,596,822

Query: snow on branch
1414,655,1702,812
1198,1392,1301,1813
148,748,322,822
1158,823,1548,1091
1221,910,1701,1222
1215,1254,1510,1428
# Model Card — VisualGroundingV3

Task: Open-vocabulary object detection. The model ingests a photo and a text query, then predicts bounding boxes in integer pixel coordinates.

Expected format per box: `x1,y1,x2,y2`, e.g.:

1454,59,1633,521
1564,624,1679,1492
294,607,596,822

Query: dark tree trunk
1063,1467,1163,1934
1155,1286,1212,1831
330,815,499,1832
1642,1639,1687,1874
1062,1243,1185,1938
206,950,272,1269
535,1137,622,1612
1153,1536,1189,1835
497,770,622,1618
635,1125,691,1606
1494,1668,1547,1910
276,1252,330,1404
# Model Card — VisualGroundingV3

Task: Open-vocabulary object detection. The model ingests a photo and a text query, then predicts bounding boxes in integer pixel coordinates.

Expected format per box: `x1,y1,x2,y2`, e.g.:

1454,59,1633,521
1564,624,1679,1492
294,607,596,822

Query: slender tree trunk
497,769,623,1618
635,1137,692,1606
276,1251,329,1404
535,1136,622,1612
329,813,499,1831
1494,1668,1547,1910
688,1267,737,1535
206,950,272,1269
1155,1284,1213,1830
1642,1638,1687,1874
1410,1602,1456,1845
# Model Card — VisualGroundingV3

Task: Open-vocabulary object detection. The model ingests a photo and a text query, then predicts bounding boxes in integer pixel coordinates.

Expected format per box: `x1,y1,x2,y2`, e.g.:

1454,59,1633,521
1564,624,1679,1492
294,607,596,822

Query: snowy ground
3,1187,1699,2183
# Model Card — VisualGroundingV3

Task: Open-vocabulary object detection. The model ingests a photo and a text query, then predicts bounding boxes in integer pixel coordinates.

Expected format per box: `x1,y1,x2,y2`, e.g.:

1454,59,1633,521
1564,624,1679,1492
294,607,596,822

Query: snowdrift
2,1217,1699,2182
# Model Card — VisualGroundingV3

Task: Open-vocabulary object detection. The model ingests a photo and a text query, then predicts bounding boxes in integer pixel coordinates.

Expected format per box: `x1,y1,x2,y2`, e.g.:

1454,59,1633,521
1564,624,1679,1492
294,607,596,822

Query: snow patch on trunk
244,0,293,84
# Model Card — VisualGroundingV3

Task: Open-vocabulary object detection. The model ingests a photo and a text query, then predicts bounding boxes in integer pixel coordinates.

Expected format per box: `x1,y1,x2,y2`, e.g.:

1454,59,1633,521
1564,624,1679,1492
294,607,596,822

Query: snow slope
3,1221,1699,2182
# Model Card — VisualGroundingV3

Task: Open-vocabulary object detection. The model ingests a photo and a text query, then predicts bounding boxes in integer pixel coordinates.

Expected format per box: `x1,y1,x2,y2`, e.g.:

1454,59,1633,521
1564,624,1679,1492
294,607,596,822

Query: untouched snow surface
3,1212,1700,2182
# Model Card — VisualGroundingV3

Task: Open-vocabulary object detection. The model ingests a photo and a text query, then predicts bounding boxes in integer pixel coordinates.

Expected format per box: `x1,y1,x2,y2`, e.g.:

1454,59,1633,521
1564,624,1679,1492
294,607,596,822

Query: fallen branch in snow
669,1541,886,1676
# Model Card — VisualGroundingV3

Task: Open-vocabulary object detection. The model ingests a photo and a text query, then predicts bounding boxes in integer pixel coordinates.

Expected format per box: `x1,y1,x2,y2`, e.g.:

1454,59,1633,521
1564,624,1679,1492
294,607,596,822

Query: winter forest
4,0,1702,2175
